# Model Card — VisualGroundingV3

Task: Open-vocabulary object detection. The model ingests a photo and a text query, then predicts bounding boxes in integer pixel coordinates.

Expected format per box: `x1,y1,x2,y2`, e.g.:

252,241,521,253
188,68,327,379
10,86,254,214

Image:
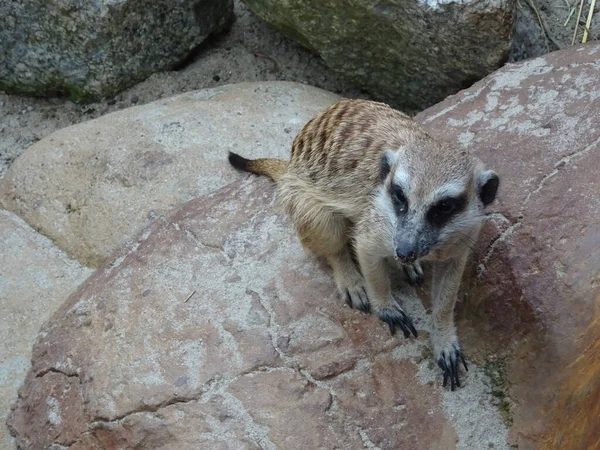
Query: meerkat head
377,139,499,263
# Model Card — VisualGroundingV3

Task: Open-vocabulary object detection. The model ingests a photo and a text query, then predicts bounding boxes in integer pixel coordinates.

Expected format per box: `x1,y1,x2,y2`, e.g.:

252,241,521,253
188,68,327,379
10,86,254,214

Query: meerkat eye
391,184,408,212
427,196,466,226
437,199,458,214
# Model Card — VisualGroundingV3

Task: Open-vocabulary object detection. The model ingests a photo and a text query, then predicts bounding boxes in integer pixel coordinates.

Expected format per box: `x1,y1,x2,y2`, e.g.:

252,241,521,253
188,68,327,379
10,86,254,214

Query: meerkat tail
228,152,288,182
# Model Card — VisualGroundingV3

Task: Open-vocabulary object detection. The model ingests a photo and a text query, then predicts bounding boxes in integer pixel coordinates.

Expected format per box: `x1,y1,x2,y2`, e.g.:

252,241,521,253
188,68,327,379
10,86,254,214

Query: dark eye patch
427,195,466,227
390,184,408,214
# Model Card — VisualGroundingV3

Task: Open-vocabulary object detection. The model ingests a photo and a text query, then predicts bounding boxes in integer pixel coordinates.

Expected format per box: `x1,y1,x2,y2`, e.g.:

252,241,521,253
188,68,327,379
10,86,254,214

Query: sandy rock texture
0,0,364,181
416,42,600,447
0,211,92,450
0,0,233,101
0,82,340,268
241,0,516,112
6,178,510,450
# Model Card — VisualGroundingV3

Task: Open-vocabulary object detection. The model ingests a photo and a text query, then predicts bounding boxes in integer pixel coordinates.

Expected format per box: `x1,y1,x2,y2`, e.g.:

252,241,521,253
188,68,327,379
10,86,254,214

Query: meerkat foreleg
430,253,469,390
355,238,418,338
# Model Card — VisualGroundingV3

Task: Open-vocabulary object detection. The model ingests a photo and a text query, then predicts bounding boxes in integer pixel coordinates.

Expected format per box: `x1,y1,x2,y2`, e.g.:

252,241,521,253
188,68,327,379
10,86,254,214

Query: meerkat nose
395,245,417,263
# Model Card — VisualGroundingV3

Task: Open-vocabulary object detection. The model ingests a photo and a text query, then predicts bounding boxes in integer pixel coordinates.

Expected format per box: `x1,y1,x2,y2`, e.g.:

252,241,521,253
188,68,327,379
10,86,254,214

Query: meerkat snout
392,221,428,263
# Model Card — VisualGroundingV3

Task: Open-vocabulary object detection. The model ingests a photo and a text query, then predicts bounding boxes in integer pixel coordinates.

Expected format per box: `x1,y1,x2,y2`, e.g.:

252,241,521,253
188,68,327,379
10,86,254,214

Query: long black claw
459,351,469,372
359,289,371,313
406,318,418,338
415,273,424,287
453,362,459,390
400,325,410,339
357,301,371,314
403,265,425,287
403,266,416,287
344,287,372,313
388,322,396,335
438,357,449,387
438,346,468,391
398,309,417,338
344,290,352,308
378,307,417,339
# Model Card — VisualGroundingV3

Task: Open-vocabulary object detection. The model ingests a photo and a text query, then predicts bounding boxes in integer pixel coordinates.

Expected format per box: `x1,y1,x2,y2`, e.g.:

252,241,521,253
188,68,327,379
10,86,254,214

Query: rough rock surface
0,210,92,450
0,82,340,267
416,42,600,447
241,0,515,112
0,0,233,101
6,43,600,448
7,179,510,450
508,0,599,62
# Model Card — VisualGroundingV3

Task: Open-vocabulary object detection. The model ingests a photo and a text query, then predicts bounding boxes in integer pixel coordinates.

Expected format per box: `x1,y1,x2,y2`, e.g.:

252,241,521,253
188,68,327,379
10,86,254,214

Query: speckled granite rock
241,0,515,111
0,0,233,101
0,82,340,267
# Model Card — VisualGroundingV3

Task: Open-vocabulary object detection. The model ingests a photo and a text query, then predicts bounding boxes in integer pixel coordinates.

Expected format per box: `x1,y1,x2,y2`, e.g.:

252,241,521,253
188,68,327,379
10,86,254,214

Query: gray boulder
0,0,233,102
0,82,340,267
241,0,516,112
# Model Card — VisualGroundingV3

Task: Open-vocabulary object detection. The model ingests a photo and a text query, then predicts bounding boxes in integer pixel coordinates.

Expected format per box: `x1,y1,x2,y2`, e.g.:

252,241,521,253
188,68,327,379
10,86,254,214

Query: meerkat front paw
334,270,371,313
433,336,468,391
374,302,418,338
342,284,371,313
403,261,424,287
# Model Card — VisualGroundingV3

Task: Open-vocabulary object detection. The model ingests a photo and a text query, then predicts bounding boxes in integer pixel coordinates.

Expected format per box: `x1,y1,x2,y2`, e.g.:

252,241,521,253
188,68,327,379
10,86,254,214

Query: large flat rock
0,210,92,450
7,179,509,450
416,42,600,448
0,82,340,267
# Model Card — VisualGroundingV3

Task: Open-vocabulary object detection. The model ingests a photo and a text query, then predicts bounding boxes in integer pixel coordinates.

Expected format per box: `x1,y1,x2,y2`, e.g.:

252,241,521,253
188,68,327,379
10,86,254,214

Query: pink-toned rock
416,42,600,448
0,211,92,450
6,371,88,449
8,178,502,449
8,44,600,450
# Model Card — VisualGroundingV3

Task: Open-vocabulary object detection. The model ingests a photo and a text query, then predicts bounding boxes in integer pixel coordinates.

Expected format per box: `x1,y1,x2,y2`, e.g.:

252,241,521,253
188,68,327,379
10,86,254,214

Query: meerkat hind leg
297,217,370,313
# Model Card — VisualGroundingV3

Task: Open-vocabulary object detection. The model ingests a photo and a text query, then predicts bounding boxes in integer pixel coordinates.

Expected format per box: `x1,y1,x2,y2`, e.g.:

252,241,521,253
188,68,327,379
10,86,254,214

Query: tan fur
228,99,498,390
243,158,288,182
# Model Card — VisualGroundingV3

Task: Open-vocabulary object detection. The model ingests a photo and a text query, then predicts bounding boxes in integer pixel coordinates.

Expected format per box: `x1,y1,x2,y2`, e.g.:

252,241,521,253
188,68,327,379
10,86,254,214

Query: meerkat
228,99,499,390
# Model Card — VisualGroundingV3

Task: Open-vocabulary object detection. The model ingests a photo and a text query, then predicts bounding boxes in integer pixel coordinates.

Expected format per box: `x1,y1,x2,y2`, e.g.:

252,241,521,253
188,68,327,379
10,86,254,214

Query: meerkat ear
380,150,397,183
478,169,499,206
